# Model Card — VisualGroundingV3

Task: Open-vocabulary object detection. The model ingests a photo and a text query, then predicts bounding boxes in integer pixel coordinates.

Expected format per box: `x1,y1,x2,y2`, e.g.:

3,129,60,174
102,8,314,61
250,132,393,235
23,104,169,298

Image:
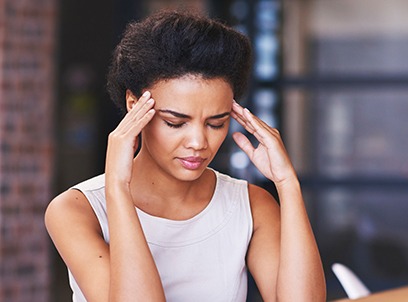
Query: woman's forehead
149,77,233,110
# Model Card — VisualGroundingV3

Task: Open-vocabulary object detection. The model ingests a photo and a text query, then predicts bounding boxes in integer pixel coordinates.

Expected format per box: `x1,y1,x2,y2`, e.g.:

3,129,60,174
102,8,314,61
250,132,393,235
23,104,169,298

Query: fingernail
142,91,150,97
244,108,251,113
147,98,154,104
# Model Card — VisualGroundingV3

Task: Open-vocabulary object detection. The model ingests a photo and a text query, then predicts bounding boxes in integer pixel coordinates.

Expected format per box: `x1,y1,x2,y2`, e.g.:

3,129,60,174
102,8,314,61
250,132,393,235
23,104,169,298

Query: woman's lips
178,156,206,170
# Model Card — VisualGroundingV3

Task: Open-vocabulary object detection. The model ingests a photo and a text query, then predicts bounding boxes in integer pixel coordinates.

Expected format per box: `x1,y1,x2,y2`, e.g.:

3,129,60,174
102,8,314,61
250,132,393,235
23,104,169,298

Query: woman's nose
184,126,208,150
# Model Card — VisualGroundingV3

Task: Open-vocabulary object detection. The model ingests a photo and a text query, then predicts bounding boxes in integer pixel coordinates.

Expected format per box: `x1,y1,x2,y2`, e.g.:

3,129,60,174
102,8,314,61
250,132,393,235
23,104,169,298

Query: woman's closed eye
164,120,185,129
163,120,226,130
207,123,225,129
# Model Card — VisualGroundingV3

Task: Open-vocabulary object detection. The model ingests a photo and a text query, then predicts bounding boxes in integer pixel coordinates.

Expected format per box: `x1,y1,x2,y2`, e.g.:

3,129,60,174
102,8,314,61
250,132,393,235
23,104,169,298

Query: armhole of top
244,181,254,241
70,187,109,243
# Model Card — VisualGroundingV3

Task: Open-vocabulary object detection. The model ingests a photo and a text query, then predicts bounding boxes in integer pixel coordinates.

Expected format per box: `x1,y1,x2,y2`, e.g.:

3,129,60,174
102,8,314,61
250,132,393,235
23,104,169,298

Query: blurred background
1,0,408,301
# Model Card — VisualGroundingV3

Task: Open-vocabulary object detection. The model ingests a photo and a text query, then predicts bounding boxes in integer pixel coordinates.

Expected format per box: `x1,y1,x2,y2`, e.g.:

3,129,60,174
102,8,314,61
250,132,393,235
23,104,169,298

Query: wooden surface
332,286,408,302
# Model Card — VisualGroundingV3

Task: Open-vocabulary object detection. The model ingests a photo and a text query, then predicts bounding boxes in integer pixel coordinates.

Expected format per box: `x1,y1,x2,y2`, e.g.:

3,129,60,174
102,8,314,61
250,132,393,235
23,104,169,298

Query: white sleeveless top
68,169,253,302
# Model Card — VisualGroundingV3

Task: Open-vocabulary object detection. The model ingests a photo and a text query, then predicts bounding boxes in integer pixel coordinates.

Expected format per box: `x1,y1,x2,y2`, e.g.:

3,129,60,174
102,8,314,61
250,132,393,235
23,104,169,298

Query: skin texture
45,76,326,301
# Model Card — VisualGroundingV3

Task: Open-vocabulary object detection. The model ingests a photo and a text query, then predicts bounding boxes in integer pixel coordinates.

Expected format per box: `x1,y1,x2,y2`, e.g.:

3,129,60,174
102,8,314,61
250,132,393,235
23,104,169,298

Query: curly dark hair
107,10,252,113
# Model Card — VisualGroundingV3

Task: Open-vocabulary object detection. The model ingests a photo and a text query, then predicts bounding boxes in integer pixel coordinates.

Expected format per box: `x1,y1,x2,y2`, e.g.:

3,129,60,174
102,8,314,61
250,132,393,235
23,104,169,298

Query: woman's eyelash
209,123,225,129
164,121,225,130
164,121,184,128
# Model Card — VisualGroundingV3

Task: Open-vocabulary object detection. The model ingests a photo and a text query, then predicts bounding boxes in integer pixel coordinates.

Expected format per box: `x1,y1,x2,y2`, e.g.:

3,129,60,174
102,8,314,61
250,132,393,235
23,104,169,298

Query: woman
45,10,326,302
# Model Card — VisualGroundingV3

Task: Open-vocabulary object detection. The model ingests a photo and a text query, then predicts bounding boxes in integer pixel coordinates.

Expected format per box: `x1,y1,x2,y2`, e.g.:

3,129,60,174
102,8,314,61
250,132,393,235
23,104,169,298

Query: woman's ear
126,89,137,112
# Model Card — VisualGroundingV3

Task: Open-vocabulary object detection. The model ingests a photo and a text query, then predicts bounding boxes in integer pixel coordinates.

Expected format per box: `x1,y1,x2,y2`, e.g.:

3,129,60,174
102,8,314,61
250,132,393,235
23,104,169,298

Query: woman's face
139,76,233,181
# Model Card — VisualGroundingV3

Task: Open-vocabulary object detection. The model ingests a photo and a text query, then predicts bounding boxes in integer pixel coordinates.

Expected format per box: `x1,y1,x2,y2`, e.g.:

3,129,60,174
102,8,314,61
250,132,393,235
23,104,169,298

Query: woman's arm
105,183,165,301
104,91,165,301
45,189,111,301
231,101,326,301
275,177,325,302
46,91,165,302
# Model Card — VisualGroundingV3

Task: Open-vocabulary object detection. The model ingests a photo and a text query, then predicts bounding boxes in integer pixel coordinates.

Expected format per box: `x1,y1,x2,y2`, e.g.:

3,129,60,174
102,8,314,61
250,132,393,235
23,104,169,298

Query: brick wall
0,0,57,301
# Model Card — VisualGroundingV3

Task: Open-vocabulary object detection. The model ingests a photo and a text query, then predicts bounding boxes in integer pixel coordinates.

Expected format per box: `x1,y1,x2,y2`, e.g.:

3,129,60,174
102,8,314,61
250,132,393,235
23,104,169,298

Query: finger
242,108,275,132
110,107,155,150
231,101,246,119
125,105,156,138
117,97,155,133
233,101,272,132
128,92,154,120
232,132,255,158
241,108,283,147
133,108,155,132
132,90,152,110
230,111,246,128
233,102,281,145
232,103,256,133
131,108,155,152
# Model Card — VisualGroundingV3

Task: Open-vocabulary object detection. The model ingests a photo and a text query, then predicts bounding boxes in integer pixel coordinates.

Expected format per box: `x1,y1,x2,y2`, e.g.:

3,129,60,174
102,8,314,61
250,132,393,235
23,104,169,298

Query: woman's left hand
231,101,297,186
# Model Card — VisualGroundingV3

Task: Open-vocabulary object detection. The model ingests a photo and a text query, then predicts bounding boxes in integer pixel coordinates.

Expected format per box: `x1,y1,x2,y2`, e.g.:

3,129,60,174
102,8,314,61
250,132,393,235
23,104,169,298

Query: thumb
232,132,254,157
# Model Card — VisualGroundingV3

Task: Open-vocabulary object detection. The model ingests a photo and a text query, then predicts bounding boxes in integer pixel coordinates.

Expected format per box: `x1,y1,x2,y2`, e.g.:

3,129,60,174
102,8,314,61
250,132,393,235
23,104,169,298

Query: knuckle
272,128,280,136
108,131,122,141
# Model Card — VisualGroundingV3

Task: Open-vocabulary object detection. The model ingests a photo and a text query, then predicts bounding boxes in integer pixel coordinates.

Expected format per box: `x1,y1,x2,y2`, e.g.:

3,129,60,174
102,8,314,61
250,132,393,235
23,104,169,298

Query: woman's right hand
105,91,155,186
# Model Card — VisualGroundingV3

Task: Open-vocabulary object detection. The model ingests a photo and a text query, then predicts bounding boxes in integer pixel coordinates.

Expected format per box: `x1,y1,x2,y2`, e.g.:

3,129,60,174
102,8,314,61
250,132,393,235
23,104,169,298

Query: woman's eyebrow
157,109,190,119
207,112,231,120
157,109,230,120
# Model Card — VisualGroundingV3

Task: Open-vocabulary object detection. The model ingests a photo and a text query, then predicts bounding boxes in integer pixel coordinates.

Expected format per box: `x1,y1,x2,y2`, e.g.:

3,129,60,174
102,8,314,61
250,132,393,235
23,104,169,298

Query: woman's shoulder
45,187,102,238
46,172,105,217
248,183,276,202
212,169,276,206
46,189,90,216
212,170,280,229
247,183,280,232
